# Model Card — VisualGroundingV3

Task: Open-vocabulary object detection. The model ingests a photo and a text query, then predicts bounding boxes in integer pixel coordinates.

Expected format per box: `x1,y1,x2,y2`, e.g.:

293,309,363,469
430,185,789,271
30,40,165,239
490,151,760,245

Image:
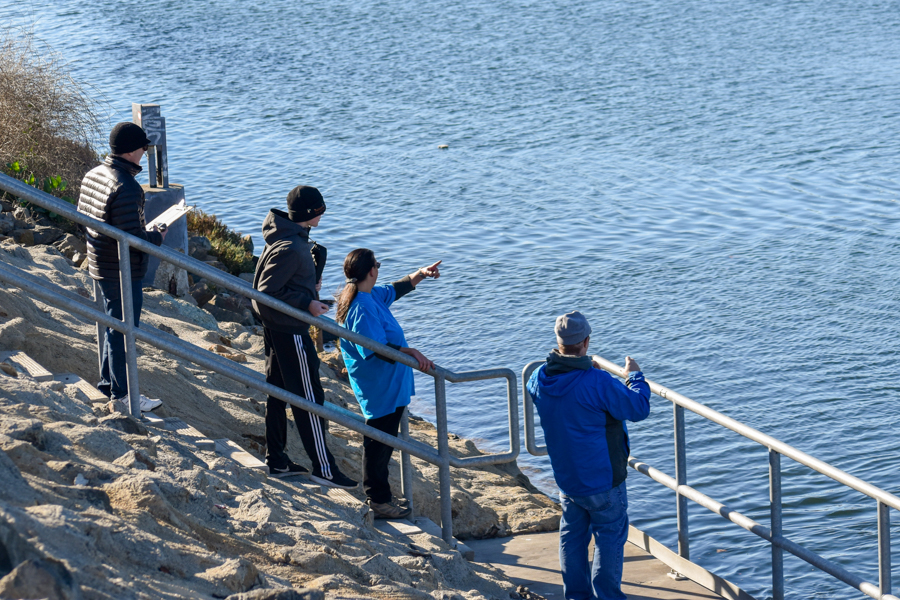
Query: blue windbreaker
527,351,651,497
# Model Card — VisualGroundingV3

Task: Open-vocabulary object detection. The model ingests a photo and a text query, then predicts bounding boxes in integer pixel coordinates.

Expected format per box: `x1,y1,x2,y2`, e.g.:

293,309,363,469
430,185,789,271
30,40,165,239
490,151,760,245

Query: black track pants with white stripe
263,328,336,477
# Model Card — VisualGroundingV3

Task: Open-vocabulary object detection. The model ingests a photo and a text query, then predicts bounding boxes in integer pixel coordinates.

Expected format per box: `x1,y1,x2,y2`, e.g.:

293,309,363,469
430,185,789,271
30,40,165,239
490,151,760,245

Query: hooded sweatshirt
526,350,651,497
252,209,318,334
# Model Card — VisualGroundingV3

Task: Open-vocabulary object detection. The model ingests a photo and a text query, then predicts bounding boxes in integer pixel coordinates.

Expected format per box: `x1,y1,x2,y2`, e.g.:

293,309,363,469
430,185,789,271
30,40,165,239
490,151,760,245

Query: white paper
146,200,192,231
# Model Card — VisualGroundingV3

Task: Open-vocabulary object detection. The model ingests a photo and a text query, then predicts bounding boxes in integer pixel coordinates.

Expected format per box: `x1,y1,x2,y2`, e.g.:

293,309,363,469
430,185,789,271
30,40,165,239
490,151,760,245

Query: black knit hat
109,122,151,155
287,186,326,223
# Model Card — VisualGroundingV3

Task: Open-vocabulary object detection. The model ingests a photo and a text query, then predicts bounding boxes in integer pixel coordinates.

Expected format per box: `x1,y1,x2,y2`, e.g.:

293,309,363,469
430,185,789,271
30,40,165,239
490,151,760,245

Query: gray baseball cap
555,311,592,345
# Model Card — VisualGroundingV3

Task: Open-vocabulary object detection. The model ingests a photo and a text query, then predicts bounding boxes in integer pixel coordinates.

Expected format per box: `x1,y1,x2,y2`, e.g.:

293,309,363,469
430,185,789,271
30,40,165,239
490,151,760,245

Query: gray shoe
368,499,412,520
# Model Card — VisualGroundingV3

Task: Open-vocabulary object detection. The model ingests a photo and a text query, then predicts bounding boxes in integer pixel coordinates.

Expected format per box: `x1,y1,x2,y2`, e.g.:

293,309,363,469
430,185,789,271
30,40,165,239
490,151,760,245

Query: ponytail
336,248,376,324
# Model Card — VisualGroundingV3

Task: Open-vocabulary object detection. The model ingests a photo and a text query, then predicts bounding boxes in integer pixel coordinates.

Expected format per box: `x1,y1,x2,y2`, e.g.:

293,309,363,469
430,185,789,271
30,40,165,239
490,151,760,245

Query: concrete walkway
468,531,722,600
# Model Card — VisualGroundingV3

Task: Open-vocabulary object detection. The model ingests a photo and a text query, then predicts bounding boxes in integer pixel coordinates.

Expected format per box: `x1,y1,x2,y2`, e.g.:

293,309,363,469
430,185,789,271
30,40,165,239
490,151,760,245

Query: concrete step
53,373,107,402
0,351,53,381
214,438,269,474
161,417,216,451
374,516,474,560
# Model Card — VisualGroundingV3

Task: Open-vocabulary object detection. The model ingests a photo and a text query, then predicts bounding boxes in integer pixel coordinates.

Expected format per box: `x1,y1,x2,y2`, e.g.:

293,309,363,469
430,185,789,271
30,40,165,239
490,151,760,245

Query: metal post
400,406,414,517
93,279,104,377
434,376,453,543
770,449,785,600
879,501,892,596
674,404,690,560
117,239,141,418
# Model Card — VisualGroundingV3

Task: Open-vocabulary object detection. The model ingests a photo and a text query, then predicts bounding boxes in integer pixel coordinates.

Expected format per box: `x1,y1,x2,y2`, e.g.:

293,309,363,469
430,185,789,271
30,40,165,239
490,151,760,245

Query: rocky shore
0,229,560,599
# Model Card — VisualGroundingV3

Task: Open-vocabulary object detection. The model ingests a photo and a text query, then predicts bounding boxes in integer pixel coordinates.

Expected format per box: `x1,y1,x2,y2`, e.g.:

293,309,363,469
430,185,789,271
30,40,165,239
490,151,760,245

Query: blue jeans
559,483,629,600
97,278,143,400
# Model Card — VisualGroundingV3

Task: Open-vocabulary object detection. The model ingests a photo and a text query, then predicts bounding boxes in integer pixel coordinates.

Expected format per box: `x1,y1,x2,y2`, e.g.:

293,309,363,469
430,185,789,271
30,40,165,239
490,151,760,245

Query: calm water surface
4,1,900,597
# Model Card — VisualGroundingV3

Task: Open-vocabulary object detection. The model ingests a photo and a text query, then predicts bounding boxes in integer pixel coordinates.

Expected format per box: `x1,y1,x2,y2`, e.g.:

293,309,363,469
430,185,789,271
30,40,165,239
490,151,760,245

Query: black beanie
287,186,326,223
109,122,151,155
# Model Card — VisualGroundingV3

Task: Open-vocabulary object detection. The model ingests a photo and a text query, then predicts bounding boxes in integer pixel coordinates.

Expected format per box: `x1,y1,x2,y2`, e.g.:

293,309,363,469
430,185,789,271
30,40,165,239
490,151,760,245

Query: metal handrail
0,172,520,543
522,357,898,600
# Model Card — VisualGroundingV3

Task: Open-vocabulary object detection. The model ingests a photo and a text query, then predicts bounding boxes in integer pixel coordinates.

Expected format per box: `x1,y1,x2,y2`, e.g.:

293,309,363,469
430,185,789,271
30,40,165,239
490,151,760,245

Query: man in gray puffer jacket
77,123,166,413
252,185,357,488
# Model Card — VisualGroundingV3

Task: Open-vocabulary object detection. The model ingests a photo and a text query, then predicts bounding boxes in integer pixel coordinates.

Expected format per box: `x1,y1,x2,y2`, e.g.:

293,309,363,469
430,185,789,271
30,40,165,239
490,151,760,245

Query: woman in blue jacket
336,248,441,519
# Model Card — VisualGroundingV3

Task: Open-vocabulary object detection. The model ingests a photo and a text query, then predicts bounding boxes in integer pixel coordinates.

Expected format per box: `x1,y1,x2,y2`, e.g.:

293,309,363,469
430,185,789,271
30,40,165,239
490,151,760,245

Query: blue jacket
527,350,651,497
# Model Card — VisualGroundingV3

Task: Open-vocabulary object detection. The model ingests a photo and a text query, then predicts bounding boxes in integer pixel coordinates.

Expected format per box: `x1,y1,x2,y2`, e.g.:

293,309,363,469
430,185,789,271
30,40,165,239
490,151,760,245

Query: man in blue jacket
527,311,651,600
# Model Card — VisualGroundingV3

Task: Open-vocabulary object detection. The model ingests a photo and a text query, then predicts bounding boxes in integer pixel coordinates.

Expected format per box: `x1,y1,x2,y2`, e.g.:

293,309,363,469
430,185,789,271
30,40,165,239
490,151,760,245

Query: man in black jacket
252,185,357,488
77,123,166,413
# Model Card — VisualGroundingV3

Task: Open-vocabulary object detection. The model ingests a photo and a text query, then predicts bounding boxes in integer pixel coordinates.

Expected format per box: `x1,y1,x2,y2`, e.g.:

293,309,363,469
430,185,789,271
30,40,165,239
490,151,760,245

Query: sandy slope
0,240,560,600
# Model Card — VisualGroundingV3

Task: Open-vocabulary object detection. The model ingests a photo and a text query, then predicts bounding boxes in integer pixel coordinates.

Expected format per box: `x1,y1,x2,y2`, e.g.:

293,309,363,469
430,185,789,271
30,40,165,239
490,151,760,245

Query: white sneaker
110,395,162,413
139,394,162,412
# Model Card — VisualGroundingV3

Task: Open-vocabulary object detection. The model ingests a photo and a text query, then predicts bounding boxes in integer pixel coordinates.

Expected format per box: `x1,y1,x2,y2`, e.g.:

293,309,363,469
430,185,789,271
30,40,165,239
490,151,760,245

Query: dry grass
0,31,102,203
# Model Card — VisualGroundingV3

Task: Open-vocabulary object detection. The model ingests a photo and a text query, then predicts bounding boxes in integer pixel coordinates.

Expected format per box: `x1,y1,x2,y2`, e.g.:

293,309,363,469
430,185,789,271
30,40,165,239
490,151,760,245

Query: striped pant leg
267,328,335,476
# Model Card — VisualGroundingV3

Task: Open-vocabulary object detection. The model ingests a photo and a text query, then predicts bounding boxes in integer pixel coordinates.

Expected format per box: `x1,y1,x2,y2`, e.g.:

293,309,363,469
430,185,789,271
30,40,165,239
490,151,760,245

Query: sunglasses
374,261,381,269
142,145,149,151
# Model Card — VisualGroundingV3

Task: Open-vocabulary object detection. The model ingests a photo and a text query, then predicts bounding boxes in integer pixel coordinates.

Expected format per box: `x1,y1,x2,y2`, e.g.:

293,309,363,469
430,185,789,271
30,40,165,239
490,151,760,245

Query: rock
98,413,149,436
113,449,156,471
225,588,324,600
209,294,243,313
189,235,212,261
54,234,87,260
0,213,14,235
190,282,215,307
11,229,34,246
205,296,253,325
153,259,190,297
0,198,13,212
240,234,254,253
0,558,79,600
205,259,229,272
152,292,220,330
197,558,263,595
32,226,64,246
158,322,179,337
0,418,45,447
12,206,31,223
239,272,255,283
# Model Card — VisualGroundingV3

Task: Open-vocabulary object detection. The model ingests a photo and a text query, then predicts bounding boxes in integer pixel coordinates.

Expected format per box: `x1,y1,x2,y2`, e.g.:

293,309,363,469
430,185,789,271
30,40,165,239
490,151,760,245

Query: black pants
363,405,405,504
264,328,336,476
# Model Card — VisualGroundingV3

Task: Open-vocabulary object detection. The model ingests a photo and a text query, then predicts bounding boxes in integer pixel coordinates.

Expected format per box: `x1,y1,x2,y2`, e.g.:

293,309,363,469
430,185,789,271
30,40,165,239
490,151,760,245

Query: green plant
3,160,76,223
187,209,255,275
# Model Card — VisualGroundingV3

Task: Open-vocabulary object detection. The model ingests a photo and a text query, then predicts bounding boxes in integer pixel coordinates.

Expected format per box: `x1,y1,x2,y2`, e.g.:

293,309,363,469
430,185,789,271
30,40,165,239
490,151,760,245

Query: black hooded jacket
76,156,163,281
252,209,319,334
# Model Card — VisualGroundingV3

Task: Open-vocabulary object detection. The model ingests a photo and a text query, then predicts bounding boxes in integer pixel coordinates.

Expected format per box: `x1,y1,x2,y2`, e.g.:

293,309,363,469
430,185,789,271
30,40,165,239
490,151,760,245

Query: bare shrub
0,31,102,203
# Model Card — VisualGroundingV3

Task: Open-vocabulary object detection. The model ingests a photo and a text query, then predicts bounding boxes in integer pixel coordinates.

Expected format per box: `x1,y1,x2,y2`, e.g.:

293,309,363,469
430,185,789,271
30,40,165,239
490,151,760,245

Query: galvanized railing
0,172,520,543
523,357,899,600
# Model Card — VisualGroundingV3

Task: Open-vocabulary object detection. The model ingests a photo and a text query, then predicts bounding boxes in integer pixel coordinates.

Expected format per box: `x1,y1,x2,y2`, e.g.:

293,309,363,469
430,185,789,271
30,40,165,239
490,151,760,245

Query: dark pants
363,405,405,504
97,278,143,400
263,328,336,476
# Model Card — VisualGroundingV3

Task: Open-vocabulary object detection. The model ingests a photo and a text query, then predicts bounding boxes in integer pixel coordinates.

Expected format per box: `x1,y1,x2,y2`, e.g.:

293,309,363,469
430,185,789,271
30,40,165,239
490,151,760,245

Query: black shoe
310,468,358,489
368,498,412,519
268,461,309,478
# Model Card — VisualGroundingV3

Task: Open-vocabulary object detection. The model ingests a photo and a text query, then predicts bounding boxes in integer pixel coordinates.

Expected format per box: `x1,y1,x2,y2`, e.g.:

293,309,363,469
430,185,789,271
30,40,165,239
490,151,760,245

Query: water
4,1,900,597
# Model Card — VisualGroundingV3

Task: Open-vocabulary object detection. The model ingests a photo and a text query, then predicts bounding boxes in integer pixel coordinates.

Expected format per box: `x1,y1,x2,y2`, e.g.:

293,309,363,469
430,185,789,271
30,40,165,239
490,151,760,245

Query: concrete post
132,104,189,291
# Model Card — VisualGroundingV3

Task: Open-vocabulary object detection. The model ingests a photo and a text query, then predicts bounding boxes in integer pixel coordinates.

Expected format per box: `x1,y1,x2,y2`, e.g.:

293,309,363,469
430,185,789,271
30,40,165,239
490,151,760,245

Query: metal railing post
879,501,892,596
400,406,414,517
434,375,453,543
674,403,690,560
93,279,104,377
117,239,141,418
770,449,785,600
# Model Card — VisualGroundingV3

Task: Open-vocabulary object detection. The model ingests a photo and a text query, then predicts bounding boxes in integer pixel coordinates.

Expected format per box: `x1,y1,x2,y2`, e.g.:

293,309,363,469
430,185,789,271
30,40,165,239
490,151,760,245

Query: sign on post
131,103,169,188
